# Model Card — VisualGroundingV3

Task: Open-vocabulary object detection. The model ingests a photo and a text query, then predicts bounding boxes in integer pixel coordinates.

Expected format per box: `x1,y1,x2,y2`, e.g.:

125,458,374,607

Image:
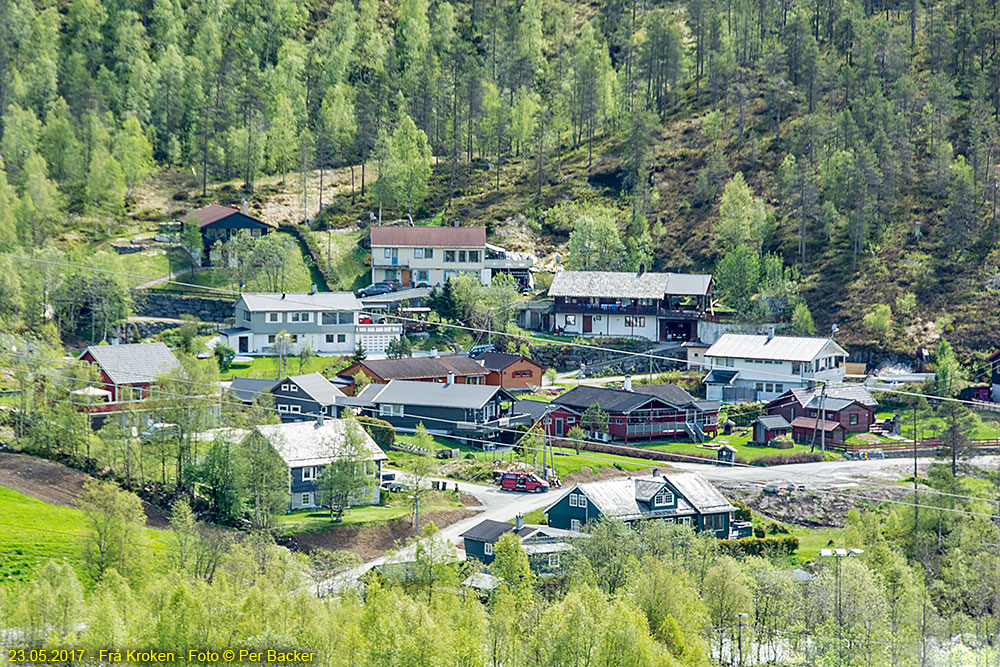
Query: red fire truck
496,470,550,493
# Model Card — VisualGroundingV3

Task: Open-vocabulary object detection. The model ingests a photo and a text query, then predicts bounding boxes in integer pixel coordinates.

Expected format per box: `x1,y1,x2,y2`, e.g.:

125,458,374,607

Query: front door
401,269,411,287
238,336,248,354
583,315,593,333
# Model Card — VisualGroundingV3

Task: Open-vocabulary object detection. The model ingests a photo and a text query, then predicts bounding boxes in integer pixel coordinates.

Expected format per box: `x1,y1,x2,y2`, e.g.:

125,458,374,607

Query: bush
356,415,395,448
718,535,799,559
769,435,794,449
725,402,764,426
750,451,824,466
731,499,752,522
753,525,765,538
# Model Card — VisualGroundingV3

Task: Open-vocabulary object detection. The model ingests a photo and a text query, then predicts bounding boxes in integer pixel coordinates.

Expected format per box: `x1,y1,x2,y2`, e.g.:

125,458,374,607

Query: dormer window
568,493,586,508
653,490,674,507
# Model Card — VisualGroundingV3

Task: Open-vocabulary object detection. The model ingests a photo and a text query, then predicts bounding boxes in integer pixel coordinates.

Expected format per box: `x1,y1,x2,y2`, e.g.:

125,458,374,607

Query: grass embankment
306,229,369,292
0,487,171,584
211,354,351,381
641,433,822,462
875,410,1000,441
274,490,465,534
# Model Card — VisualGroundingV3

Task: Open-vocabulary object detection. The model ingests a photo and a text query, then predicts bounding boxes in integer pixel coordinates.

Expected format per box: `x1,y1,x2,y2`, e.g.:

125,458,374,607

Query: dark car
356,282,396,298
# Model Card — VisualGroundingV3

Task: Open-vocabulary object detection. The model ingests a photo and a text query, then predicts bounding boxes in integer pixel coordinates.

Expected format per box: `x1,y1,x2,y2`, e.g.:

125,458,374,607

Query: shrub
725,402,764,426
718,535,799,559
750,451,824,466
753,525,765,538
731,499,752,522
356,415,395,448
769,435,794,449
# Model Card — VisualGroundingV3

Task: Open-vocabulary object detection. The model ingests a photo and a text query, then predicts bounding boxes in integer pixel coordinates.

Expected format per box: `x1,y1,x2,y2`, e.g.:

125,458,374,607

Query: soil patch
0,451,170,528
721,482,915,528
562,465,676,486
459,493,482,507
287,508,479,561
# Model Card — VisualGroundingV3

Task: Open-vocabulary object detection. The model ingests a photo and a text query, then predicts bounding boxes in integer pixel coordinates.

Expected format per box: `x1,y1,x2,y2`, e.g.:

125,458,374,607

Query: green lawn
114,246,189,285
307,230,369,291
788,525,848,564
639,431,819,462
0,486,171,584
876,410,1000,440
208,354,352,380
273,490,465,534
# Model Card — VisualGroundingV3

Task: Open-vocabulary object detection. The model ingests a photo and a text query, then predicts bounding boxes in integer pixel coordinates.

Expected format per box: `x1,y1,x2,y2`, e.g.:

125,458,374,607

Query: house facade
78,342,184,405
545,470,741,538
183,203,276,267
461,518,578,574
751,415,791,444
703,331,848,403
270,373,344,421
764,385,877,434
548,269,712,343
247,418,388,510
989,350,1000,402
223,291,402,356
337,354,489,396
542,380,719,443
470,352,546,391
790,416,845,444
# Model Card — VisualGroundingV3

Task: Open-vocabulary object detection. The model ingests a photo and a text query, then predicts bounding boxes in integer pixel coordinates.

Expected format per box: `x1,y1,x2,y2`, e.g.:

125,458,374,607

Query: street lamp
821,547,864,664
737,612,749,667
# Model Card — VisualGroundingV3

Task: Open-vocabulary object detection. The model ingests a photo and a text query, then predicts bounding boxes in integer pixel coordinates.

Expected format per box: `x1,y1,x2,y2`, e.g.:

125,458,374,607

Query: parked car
468,344,496,356
356,282,397,298
498,470,549,493
381,481,405,492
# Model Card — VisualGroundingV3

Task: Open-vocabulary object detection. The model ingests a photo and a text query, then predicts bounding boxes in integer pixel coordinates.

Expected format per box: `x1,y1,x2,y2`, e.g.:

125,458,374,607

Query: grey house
270,372,344,422
246,418,388,510
347,378,527,444
545,470,741,538
222,290,401,356
461,517,581,575
228,377,277,404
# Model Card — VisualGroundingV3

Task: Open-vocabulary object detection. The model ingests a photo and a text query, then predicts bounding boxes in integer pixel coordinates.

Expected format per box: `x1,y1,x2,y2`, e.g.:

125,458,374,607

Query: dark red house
765,385,877,434
542,380,719,444
78,342,184,407
751,415,791,444
790,416,845,444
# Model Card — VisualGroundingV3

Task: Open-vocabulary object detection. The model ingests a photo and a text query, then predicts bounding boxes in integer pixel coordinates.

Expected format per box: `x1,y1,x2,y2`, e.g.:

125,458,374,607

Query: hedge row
719,535,800,558
356,415,396,449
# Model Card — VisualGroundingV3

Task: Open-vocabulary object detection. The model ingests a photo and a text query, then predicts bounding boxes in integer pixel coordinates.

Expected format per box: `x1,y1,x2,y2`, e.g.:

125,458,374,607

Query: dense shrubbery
356,415,396,448
718,535,800,558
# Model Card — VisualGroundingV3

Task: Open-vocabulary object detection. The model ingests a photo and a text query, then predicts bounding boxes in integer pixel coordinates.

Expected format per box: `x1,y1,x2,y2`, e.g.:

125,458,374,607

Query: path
136,267,192,289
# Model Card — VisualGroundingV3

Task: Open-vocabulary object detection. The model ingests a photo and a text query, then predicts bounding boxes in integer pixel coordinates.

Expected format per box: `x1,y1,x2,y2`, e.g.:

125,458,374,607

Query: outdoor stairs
683,421,706,443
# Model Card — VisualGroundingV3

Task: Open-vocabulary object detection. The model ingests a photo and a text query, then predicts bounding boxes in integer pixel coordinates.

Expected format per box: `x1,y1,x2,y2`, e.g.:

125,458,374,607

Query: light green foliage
862,303,892,342
791,302,816,336
316,420,378,521
566,205,626,271
78,479,149,583
580,402,609,436
716,172,768,250
113,116,154,201
373,114,432,221
714,244,760,316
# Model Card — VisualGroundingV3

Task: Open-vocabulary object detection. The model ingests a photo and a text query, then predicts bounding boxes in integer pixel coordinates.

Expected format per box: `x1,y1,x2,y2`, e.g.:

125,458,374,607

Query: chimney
515,514,524,530
638,262,646,276
430,347,439,358
651,468,660,477
310,283,317,295
241,197,247,216
446,371,454,386
767,325,775,341
623,375,633,392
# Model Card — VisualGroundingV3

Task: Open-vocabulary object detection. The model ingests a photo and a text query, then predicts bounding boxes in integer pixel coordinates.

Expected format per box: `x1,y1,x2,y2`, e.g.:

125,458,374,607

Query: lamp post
737,612,749,667
821,547,864,665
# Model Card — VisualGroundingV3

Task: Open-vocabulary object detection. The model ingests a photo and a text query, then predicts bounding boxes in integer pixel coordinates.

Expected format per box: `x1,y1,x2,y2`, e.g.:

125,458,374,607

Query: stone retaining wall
135,293,233,323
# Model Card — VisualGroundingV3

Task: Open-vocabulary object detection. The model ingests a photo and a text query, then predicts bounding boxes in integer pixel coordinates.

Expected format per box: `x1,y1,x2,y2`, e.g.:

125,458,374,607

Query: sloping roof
282,372,344,405
755,415,791,430
228,377,277,403
790,416,843,432
462,572,501,591
370,225,486,248
81,342,184,386
703,369,740,384
633,384,698,406
665,472,739,513
357,356,488,381
252,418,387,468
471,351,541,371
239,292,361,312
512,398,557,422
554,384,700,413
460,519,532,543
548,270,712,299
705,334,847,362
367,380,508,410
184,204,274,228
789,384,878,409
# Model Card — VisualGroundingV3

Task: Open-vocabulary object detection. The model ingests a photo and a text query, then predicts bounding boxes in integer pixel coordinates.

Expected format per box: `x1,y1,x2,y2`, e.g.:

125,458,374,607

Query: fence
826,437,1000,454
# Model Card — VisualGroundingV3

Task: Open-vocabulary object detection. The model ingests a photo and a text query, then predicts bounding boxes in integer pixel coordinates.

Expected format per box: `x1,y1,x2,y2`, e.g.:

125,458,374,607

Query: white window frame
653,490,674,507
302,466,314,481
484,542,493,556
267,335,276,344
379,404,404,417
414,248,424,259
290,405,302,413
570,519,582,531
301,493,311,506
548,554,560,568
268,312,280,323
243,310,251,322
278,404,289,412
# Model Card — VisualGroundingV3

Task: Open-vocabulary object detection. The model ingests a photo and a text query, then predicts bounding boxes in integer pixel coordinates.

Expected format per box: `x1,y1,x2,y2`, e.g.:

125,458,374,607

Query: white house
703,330,848,403
222,290,402,356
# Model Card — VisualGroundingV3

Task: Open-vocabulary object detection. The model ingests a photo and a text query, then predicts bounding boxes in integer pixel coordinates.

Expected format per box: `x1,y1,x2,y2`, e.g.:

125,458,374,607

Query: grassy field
207,354,353,381
640,433,821,462
273,490,465,534
114,246,189,284
876,410,1000,441
788,525,848,564
0,487,171,584
307,229,369,291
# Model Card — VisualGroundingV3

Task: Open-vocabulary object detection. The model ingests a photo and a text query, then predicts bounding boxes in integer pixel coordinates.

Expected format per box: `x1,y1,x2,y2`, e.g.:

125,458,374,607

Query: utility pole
542,417,550,480
819,384,827,455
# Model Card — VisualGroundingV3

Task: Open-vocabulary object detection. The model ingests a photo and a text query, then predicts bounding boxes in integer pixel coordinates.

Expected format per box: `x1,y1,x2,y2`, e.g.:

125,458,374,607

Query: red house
78,342,184,406
790,416,845,444
471,352,546,391
542,380,719,443
765,385,876,434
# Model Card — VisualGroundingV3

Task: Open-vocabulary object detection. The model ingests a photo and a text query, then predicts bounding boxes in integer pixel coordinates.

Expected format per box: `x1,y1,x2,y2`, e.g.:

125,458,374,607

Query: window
458,250,466,262
548,554,560,568
302,466,314,481
379,404,404,417
624,316,646,327
385,270,396,280
565,315,577,326
384,248,392,258
423,248,433,258
290,312,311,323
301,493,311,506
484,542,493,556
765,383,773,392
268,335,276,344
679,517,692,526
467,376,481,385
337,334,346,343
414,248,424,259
322,312,336,325
325,334,335,343
704,514,727,531
653,490,674,507
281,384,292,391
243,310,251,322
468,250,479,262
756,383,765,392
594,315,602,321
278,404,289,412
339,312,353,324
568,493,585,508
775,384,783,393
290,405,301,413
566,417,575,423
521,370,532,378
570,519,582,531
850,414,858,425
267,312,280,323
416,270,428,281
289,335,298,343
445,250,456,262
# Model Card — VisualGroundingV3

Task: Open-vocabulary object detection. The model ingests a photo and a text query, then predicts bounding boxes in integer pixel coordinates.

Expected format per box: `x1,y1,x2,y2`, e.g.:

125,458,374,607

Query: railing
357,323,404,334
826,437,1000,453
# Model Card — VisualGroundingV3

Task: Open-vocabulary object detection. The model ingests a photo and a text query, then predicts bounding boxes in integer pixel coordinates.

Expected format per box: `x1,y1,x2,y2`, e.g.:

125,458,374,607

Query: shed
716,443,738,465
751,415,791,444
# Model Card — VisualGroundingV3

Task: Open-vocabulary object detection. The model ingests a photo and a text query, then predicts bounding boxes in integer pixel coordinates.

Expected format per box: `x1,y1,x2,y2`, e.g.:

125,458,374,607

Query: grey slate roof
460,519,534,543
252,418,387,468
354,355,488,381
548,270,712,299
703,369,740,384
229,377,277,403
553,384,702,413
81,342,183,386
366,380,510,409
280,372,344,405
634,384,699,406
705,334,846,363
789,384,877,409
238,291,361,312
512,398,558,422
471,351,536,371
754,415,791,430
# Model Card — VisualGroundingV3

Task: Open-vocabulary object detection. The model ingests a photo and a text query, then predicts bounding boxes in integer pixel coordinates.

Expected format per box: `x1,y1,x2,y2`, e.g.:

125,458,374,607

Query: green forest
1,0,999,356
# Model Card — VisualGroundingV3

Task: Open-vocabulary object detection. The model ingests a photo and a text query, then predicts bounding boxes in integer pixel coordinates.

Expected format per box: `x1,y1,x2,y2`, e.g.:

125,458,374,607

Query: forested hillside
0,0,998,357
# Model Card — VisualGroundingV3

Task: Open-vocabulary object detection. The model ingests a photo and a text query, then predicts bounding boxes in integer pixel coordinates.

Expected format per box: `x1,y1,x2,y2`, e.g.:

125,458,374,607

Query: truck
497,470,550,493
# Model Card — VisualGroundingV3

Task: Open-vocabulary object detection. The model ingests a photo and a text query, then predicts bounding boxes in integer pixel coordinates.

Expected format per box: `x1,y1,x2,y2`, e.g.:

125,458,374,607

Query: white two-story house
703,330,848,403
369,225,532,288
223,290,401,355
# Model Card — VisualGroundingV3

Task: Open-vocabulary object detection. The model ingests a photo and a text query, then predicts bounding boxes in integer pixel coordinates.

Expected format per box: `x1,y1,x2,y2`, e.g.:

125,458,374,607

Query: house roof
790,416,843,432
351,356,488,381
788,384,878,409
459,519,534,543
703,369,740,385
754,415,791,430
553,384,700,413
370,225,486,248
364,380,510,410
252,418,387,468
547,472,735,522
238,292,361,312
462,572,501,591
80,342,184,386
184,204,275,229
705,334,847,363
471,351,542,372
548,270,712,299
280,372,344,405
512,398,558,422
228,377,277,403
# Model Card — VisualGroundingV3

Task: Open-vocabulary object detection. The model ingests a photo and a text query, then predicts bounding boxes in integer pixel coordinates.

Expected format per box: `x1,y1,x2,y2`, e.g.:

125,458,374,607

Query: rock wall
528,341,678,374
135,293,234,323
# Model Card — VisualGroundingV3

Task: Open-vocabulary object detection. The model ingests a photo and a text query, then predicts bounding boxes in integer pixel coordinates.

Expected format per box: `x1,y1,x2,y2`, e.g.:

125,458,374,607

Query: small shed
790,416,845,444
716,443,738,465
752,415,791,444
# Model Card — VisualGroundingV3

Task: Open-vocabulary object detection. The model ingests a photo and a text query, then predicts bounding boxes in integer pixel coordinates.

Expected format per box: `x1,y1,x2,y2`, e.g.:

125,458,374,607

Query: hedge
719,535,799,559
356,415,395,449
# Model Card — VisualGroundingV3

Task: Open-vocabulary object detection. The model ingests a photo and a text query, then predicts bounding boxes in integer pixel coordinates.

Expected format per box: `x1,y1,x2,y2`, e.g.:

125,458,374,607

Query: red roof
370,225,486,248
790,416,843,432
184,204,274,229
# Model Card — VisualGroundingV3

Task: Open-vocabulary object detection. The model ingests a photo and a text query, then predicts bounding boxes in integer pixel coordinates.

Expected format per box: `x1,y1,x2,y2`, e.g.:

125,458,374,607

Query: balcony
554,301,703,318
357,323,404,335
